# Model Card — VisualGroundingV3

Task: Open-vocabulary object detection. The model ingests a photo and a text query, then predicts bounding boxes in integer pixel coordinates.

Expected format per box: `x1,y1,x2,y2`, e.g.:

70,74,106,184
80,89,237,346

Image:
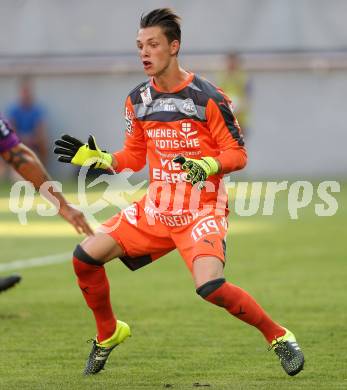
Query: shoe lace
86,338,110,354
268,337,285,352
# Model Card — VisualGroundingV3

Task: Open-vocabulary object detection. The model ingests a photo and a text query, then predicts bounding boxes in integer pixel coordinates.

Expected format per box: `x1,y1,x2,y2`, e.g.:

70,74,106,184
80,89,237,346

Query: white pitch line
0,252,71,272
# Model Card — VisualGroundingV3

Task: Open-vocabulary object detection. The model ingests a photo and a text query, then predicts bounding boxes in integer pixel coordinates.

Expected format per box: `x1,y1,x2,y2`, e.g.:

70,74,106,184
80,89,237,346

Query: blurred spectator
6,77,48,164
218,53,251,136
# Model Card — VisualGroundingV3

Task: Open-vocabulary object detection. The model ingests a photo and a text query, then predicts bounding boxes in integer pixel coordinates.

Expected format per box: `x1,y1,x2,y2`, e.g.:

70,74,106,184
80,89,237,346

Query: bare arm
1,143,93,235
2,142,50,188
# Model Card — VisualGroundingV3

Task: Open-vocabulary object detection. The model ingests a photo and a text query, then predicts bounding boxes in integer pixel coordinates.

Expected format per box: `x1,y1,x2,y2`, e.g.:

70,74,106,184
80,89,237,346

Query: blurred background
0,0,346,180
0,2,346,387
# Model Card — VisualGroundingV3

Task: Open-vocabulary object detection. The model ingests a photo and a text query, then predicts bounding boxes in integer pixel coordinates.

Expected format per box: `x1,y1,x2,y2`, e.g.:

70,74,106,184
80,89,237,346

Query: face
20,83,33,106
136,26,179,77
227,55,240,72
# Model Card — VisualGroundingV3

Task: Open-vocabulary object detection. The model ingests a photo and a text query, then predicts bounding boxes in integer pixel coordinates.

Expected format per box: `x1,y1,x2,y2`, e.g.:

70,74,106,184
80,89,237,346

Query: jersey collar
150,72,194,94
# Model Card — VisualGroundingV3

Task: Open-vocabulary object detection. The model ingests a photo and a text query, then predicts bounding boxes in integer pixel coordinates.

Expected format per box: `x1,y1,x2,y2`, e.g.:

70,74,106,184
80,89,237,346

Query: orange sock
204,282,285,343
73,247,116,342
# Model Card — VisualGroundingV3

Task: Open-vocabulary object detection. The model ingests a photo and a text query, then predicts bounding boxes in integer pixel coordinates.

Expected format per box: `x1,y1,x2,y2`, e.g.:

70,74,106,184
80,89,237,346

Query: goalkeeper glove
54,134,112,170
173,155,219,190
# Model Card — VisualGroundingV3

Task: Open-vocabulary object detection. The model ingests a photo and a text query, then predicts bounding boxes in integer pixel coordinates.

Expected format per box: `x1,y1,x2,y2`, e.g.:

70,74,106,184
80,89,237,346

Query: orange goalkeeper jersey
114,72,247,215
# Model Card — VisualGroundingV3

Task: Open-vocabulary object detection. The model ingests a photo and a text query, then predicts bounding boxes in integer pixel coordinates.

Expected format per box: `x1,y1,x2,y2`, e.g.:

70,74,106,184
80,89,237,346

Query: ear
170,40,180,56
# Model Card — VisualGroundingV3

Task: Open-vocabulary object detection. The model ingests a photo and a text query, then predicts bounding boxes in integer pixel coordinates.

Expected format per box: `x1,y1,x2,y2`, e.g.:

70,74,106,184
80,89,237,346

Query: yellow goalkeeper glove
173,155,219,189
54,134,112,170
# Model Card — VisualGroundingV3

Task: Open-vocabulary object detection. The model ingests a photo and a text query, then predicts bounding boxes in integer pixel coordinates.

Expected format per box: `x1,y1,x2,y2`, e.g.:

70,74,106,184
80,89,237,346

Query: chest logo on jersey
181,98,197,116
146,123,200,150
159,98,176,112
140,87,152,106
179,122,198,139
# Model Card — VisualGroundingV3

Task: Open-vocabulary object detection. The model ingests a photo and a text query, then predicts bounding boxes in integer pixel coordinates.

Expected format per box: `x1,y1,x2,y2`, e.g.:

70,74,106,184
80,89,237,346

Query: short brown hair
140,8,181,44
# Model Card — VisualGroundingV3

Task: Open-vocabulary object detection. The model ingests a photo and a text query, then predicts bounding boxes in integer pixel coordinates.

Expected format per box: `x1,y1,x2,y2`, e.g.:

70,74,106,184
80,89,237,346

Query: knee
73,244,104,265
196,278,226,300
79,232,124,261
73,244,104,278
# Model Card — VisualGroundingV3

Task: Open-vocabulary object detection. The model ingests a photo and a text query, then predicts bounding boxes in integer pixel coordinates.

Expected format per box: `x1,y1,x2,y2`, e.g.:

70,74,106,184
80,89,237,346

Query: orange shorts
101,199,228,273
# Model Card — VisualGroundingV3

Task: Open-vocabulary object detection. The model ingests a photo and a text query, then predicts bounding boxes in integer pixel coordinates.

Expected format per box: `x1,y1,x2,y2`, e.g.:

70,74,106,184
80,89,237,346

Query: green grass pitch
0,181,346,389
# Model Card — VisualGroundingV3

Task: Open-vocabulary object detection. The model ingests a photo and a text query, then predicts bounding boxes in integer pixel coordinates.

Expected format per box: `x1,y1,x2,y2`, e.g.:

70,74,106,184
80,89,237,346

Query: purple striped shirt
0,116,20,152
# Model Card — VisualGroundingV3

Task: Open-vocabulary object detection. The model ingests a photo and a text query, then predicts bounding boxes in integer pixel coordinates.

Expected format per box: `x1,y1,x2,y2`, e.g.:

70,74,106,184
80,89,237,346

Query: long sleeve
206,96,247,174
113,96,147,173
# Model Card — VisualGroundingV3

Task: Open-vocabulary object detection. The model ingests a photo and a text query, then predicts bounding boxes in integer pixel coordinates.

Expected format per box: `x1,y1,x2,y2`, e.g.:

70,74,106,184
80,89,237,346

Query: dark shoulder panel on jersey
128,80,151,105
129,79,208,122
191,75,244,146
191,74,230,105
127,74,244,130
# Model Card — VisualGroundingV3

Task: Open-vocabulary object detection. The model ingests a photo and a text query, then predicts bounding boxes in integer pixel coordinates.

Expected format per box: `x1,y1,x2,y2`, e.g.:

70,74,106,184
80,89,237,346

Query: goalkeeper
54,8,304,377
